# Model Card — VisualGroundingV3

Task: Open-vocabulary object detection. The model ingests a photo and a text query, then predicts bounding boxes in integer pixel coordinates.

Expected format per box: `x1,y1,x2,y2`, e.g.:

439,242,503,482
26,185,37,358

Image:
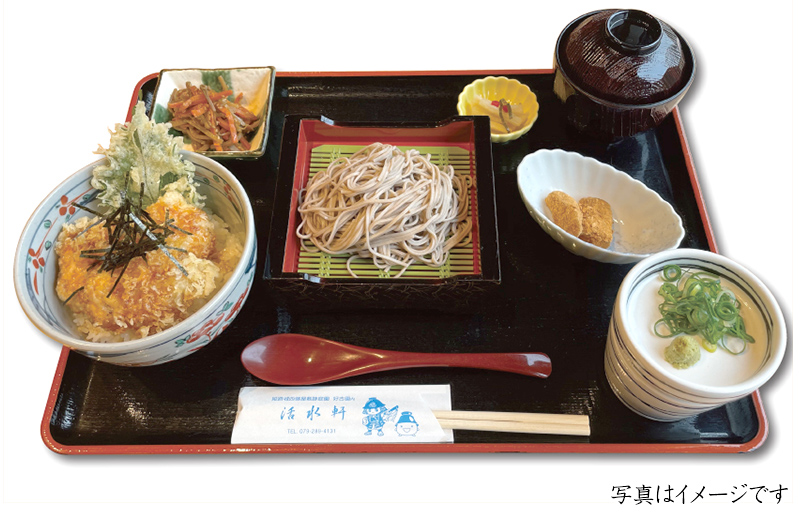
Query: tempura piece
545,191,582,237
578,197,613,248
92,102,198,209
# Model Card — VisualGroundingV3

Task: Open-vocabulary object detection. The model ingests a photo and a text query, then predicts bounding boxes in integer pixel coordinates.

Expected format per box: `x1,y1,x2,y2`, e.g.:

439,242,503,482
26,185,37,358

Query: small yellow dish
457,76,539,143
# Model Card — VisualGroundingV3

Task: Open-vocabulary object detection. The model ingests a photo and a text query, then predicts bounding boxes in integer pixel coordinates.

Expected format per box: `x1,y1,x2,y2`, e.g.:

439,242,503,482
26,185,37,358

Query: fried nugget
578,197,613,248
545,191,583,237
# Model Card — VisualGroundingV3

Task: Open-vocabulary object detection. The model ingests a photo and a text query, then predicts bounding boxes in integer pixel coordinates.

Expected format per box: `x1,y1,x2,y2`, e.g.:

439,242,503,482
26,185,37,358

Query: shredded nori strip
63,286,84,304
70,183,190,297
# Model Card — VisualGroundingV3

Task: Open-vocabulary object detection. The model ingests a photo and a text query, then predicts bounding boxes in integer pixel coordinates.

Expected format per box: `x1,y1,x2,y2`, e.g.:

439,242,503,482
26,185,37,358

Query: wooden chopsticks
433,410,590,436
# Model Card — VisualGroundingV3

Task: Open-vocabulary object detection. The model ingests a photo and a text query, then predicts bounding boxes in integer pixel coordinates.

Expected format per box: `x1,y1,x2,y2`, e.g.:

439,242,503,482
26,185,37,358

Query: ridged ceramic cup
605,249,786,421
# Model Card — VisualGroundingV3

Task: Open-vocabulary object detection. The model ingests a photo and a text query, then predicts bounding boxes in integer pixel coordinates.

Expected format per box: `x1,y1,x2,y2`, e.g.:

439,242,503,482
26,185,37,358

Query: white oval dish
14,151,257,366
517,149,685,264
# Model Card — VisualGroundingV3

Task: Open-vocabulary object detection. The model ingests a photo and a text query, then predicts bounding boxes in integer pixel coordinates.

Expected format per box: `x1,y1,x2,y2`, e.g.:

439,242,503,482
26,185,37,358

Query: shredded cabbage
91,101,199,209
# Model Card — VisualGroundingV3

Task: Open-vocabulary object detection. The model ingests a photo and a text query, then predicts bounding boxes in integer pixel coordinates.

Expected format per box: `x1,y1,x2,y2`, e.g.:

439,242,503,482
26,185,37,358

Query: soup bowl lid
555,9,695,106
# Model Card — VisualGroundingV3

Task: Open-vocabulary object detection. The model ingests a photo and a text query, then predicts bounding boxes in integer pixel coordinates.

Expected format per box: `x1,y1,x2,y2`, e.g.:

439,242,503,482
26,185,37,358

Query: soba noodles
296,143,471,277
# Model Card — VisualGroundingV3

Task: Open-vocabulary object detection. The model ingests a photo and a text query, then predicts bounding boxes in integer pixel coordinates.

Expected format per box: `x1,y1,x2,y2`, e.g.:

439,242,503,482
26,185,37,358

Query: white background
1,0,795,517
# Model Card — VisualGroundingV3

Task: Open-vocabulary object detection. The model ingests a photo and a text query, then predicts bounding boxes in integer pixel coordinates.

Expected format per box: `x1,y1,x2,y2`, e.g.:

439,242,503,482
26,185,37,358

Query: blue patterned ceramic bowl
14,151,256,366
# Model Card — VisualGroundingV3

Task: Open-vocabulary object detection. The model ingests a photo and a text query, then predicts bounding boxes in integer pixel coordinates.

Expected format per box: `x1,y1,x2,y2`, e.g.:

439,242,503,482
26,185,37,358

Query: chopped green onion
654,267,754,355
662,264,682,282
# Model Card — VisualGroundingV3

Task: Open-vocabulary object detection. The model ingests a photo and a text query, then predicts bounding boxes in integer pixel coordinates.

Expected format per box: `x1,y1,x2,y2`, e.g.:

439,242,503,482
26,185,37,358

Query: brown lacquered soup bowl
553,9,695,139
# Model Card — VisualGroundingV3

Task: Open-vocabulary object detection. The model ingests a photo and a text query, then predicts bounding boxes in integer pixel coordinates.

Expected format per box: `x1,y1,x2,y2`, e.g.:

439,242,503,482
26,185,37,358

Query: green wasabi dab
664,336,701,369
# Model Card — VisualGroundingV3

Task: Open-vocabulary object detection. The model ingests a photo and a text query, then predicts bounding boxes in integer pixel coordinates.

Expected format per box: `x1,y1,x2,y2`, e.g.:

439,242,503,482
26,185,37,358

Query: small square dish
151,66,276,158
264,115,500,309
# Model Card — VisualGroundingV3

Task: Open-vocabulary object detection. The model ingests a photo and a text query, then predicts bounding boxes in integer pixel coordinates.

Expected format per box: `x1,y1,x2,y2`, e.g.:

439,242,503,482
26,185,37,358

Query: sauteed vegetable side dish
54,102,244,342
167,79,260,152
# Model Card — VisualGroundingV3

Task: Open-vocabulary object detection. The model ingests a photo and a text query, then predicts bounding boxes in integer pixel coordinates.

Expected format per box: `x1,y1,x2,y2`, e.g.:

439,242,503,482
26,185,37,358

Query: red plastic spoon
241,333,552,385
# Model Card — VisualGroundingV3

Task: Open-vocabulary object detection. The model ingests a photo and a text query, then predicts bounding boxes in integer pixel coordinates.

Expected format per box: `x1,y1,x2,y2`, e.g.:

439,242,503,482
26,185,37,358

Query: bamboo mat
295,144,480,279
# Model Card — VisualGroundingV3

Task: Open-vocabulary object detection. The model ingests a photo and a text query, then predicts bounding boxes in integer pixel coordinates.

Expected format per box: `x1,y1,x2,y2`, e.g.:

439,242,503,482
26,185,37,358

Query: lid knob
605,10,662,55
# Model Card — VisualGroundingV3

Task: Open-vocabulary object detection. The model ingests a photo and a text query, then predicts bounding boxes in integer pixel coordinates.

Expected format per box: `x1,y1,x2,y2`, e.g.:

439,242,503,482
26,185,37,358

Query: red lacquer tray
40,70,767,454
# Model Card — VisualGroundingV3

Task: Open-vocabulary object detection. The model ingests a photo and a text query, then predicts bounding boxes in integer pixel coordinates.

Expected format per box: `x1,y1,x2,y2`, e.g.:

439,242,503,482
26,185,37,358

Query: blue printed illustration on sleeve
361,397,399,436
395,411,420,436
